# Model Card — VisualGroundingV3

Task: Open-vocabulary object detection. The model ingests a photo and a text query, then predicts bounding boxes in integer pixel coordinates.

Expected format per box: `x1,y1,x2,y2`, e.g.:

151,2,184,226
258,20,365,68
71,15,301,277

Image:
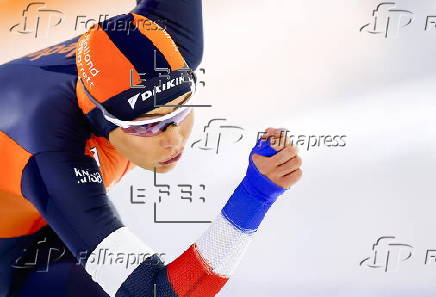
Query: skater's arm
25,130,301,297
91,131,302,297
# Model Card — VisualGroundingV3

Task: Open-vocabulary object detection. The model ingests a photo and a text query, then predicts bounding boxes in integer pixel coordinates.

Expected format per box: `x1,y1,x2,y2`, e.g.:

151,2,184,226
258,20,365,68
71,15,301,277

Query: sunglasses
121,105,193,136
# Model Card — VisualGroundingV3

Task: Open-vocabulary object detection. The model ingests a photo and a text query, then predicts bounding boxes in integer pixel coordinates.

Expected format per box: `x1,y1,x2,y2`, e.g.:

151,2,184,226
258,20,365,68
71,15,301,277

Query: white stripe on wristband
195,213,254,277
85,227,156,297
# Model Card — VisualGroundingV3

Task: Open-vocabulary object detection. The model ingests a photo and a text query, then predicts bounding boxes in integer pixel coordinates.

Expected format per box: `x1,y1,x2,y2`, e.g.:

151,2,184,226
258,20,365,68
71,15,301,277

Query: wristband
222,137,287,232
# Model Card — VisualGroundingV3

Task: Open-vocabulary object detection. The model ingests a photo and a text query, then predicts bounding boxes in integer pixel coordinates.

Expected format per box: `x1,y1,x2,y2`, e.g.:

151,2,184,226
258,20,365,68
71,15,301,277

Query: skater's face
108,93,194,173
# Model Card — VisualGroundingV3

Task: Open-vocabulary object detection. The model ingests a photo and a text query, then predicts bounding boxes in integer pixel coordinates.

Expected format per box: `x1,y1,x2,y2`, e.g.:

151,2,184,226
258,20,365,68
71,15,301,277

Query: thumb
251,137,279,159
250,151,270,165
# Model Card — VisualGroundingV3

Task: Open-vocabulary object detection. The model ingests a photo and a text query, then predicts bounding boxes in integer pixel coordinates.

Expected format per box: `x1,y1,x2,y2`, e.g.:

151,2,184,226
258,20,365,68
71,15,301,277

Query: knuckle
283,169,303,185
263,127,275,137
293,145,300,154
294,168,303,178
270,137,282,147
295,156,303,167
285,138,293,147
287,158,298,169
287,145,298,154
275,150,288,162
278,146,296,159
275,149,291,163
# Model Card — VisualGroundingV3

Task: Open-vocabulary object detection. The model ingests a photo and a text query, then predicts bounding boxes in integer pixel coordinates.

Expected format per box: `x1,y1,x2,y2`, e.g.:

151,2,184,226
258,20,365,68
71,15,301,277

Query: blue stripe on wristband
115,254,177,297
221,137,286,233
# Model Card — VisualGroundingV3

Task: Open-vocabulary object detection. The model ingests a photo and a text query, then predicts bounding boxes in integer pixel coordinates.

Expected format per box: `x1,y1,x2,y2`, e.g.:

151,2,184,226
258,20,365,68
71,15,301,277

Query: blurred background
1,0,436,296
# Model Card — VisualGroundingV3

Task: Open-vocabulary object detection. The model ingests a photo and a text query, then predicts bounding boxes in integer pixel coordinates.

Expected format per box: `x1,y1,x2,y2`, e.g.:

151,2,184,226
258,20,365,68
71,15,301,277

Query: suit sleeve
22,138,285,297
114,137,286,297
21,150,231,297
21,151,125,259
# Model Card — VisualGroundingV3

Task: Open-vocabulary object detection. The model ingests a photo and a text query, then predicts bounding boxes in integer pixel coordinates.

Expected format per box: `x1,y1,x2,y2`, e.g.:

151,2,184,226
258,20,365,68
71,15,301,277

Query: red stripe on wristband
167,244,229,297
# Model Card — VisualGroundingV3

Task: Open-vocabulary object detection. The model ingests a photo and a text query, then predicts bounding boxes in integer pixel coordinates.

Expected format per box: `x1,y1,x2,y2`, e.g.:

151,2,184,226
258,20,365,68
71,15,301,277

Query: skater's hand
252,128,302,189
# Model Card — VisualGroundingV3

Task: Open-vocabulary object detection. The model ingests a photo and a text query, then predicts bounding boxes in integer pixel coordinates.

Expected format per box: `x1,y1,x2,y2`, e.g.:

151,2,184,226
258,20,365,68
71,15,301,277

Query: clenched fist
251,128,303,189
